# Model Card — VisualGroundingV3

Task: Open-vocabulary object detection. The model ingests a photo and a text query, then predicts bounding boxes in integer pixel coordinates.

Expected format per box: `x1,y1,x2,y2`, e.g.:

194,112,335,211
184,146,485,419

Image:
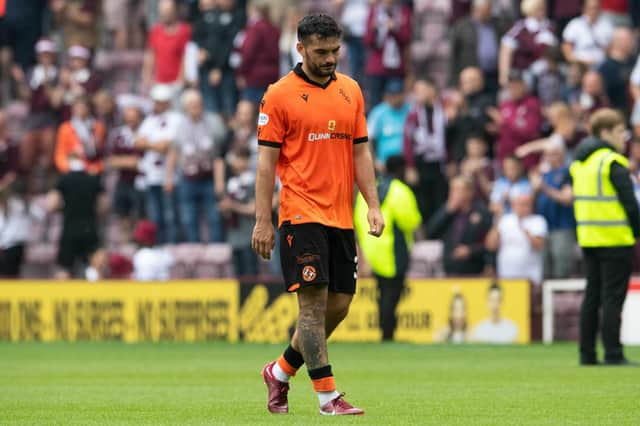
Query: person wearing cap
136,84,183,244
132,220,175,281
106,101,147,243
54,96,106,175
12,39,62,192
487,70,543,172
366,79,410,172
59,45,102,121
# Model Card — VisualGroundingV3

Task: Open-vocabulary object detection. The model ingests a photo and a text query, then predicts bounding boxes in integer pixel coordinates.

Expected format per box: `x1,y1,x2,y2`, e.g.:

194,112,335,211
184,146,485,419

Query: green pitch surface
1,343,639,425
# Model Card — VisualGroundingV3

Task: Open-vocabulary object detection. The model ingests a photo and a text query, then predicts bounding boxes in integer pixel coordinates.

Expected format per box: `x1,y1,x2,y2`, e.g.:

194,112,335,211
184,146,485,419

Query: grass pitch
0,342,639,425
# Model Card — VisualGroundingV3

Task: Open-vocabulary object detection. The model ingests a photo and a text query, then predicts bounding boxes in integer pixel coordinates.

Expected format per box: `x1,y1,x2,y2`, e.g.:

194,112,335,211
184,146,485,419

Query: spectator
548,0,582,36
367,79,410,172
459,67,495,143
535,47,566,107
632,57,640,138
427,175,493,275
530,141,575,279
339,0,370,84
143,0,192,91
458,135,493,203
516,102,584,160
12,39,61,189
486,191,548,284
165,89,226,243
498,0,557,87
92,90,118,133
51,0,100,50
59,45,102,121
449,0,509,90
107,103,146,244
561,0,614,68
85,249,134,281
0,112,19,193
411,0,450,89
490,155,531,216
600,0,637,28
570,70,610,131
132,219,175,281
355,155,421,341
137,84,183,244
54,96,106,175
488,70,543,171
0,0,48,70
404,79,448,224
220,146,257,277
363,0,412,108
233,0,280,105
47,154,106,279
598,28,636,116
562,61,587,104
445,90,479,165
193,0,243,116
0,187,32,277
225,99,257,167
278,6,303,73
103,0,146,50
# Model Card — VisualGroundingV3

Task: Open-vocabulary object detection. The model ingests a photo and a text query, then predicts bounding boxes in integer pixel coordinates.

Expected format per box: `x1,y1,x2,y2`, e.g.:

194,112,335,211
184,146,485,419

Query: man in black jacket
449,0,510,91
427,175,493,275
192,0,244,117
570,109,640,366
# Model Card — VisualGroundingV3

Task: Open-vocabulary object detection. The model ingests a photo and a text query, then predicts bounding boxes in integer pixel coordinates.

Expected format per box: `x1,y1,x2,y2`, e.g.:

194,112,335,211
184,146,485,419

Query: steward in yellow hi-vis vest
354,156,422,341
569,109,640,367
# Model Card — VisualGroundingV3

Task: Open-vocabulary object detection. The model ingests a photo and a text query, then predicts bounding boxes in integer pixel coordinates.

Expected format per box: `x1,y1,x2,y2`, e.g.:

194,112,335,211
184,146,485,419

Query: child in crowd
489,155,531,216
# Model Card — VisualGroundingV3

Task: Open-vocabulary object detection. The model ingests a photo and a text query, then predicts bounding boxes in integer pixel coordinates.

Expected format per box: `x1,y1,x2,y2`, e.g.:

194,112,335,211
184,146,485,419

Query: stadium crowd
1,0,640,282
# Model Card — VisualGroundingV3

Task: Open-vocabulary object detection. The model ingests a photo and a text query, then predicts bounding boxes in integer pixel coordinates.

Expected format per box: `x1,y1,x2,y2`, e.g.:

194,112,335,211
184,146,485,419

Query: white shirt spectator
562,15,614,65
631,56,640,88
0,197,40,249
133,247,174,281
138,111,182,186
473,318,519,343
340,0,369,38
496,213,548,284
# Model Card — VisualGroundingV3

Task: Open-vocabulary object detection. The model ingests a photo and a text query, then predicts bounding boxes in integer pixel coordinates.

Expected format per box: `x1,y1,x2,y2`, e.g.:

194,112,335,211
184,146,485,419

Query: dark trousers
0,244,25,277
415,160,448,226
580,246,633,363
376,274,405,341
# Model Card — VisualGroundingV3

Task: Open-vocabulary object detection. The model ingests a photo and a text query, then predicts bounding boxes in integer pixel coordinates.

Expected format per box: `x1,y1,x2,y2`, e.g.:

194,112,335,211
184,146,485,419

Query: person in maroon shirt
234,0,280,106
363,0,412,108
59,45,102,121
107,103,146,243
498,0,557,87
487,70,543,171
12,39,62,193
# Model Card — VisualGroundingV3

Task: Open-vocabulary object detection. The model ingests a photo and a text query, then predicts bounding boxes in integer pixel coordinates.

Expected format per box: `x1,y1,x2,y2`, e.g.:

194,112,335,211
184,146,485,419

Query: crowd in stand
0,0,640,282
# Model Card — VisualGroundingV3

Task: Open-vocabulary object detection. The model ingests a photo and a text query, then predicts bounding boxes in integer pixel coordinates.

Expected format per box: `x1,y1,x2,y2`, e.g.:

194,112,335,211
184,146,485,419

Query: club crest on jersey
258,113,269,125
302,265,317,282
328,120,336,131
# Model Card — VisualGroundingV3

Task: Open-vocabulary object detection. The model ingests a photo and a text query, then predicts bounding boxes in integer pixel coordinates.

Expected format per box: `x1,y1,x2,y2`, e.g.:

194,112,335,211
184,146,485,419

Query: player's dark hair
297,14,342,44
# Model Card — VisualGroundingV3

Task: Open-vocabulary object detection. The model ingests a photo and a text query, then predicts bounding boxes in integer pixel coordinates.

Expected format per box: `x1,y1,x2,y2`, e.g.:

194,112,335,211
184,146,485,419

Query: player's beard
304,53,336,78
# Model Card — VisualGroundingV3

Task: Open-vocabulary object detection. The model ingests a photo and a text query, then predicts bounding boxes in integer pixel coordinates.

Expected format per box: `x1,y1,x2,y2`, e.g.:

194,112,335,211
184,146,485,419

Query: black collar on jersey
293,63,336,89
